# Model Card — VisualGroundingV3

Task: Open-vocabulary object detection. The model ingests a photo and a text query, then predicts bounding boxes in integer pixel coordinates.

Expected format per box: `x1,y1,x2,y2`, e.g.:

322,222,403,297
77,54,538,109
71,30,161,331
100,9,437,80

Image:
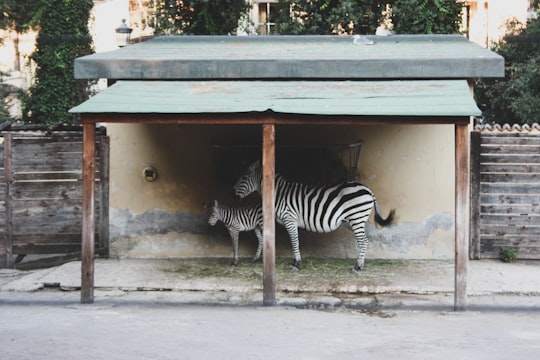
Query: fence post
4,133,13,268
98,135,110,256
470,131,481,259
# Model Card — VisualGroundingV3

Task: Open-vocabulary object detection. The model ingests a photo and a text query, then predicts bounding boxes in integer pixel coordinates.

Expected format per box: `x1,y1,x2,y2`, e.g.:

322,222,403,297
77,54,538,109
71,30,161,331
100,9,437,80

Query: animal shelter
70,35,504,309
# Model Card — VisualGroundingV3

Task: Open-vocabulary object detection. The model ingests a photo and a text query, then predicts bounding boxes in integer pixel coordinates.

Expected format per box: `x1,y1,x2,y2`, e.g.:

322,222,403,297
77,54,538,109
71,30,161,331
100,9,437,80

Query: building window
255,1,277,35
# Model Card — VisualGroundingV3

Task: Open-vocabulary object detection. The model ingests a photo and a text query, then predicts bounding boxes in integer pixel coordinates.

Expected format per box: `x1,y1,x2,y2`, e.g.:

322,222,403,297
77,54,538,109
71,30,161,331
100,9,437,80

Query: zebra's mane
275,172,358,189
215,201,259,212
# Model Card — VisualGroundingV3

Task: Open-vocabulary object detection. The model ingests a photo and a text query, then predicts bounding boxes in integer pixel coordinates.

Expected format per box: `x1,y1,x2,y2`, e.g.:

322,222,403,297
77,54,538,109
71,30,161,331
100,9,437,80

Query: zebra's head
206,200,220,226
233,160,262,199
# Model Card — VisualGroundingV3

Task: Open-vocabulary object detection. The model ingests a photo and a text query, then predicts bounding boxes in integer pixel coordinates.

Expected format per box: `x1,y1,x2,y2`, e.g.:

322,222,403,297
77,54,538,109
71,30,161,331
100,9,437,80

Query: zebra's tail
374,199,395,227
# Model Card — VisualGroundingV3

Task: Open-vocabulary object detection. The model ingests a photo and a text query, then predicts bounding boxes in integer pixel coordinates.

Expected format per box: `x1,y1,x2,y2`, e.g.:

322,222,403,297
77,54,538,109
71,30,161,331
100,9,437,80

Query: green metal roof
70,80,481,117
74,35,504,80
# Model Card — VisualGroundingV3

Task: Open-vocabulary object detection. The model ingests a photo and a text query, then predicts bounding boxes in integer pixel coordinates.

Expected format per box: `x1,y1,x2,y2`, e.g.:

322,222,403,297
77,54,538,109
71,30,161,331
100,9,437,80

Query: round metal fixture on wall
143,166,157,182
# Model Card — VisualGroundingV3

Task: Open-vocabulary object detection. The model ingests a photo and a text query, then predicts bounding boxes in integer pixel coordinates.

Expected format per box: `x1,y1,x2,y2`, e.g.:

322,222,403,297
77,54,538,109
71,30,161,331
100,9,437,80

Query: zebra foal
206,200,263,266
233,160,395,273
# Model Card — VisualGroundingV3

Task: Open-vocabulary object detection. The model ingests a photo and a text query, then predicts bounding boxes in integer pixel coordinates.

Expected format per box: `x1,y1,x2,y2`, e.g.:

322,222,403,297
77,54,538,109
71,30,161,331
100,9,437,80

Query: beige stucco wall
466,0,534,47
108,122,457,261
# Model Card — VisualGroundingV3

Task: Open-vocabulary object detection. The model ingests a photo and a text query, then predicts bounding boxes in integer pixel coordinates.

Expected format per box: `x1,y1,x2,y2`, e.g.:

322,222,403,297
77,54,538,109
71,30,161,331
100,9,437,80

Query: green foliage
271,0,463,35
273,0,386,35
390,0,464,34
500,247,517,263
0,0,37,33
149,0,250,35
22,0,95,124
475,14,540,125
148,0,464,36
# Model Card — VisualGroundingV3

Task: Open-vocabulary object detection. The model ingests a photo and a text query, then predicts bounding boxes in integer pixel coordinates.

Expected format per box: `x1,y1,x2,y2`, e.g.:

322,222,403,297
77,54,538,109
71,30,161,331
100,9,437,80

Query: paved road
1,291,539,360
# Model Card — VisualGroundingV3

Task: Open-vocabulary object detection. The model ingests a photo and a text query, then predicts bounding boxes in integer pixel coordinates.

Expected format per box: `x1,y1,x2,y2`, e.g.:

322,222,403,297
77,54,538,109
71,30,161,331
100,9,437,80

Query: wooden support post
262,123,276,306
81,123,96,304
455,123,469,311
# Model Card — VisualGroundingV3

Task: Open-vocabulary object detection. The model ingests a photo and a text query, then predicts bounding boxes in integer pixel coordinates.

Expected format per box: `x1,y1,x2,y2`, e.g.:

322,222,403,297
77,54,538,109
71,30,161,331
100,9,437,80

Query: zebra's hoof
230,261,238,267
352,265,363,275
288,264,300,271
251,257,260,263
289,260,301,271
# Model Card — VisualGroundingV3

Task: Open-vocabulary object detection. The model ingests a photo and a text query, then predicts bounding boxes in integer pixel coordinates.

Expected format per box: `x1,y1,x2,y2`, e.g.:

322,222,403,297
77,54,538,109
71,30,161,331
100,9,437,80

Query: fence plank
13,244,82,254
480,183,540,195
481,134,540,144
481,246,540,257
480,214,540,227
480,164,540,173
13,233,88,242
480,154,540,163
480,224,540,235
480,144,540,154
12,172,82,181
9,180,98,200
480,172,540,183
481,194,540,205
480,204,540,214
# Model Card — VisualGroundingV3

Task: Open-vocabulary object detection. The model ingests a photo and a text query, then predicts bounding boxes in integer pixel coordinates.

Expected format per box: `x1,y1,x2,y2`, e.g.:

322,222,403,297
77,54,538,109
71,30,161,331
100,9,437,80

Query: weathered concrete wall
108,123,456,261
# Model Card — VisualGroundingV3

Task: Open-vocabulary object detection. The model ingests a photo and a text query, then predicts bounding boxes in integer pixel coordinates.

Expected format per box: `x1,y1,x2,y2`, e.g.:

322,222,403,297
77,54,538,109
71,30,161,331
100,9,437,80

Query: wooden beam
262,123,276,306
454,123,469,310
81,123,96,304
80,113,471,126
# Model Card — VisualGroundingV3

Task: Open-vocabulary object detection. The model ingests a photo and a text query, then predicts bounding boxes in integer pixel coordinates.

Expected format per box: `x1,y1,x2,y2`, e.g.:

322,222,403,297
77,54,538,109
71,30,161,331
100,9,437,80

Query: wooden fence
471,130,540,259
0,127,109,269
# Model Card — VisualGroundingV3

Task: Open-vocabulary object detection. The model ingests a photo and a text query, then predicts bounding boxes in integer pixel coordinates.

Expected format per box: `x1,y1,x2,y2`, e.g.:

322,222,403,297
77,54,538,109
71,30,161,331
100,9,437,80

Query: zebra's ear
203,201,213,209
214,200,218,207
251,159,261,169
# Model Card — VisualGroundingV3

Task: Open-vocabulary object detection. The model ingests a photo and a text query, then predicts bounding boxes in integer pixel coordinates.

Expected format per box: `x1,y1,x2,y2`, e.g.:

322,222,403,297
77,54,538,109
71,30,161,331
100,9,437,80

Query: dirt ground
1,289,540,360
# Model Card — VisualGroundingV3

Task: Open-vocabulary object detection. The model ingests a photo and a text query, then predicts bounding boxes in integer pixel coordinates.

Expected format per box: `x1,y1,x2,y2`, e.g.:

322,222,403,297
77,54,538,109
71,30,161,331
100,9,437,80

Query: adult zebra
206,200,263,266
233,160,395,272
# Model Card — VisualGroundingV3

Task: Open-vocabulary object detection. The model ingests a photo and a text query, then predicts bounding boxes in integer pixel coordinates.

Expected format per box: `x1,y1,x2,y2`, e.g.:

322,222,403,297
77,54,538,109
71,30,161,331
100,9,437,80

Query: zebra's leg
252,227,263,262
284,221,301,271
228,229,240,266
352,224,368,274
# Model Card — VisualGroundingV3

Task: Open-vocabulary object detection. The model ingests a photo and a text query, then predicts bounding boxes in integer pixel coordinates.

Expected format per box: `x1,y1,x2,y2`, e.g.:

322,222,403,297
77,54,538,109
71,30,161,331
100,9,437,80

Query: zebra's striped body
207,200,263,266
233,161,394,272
